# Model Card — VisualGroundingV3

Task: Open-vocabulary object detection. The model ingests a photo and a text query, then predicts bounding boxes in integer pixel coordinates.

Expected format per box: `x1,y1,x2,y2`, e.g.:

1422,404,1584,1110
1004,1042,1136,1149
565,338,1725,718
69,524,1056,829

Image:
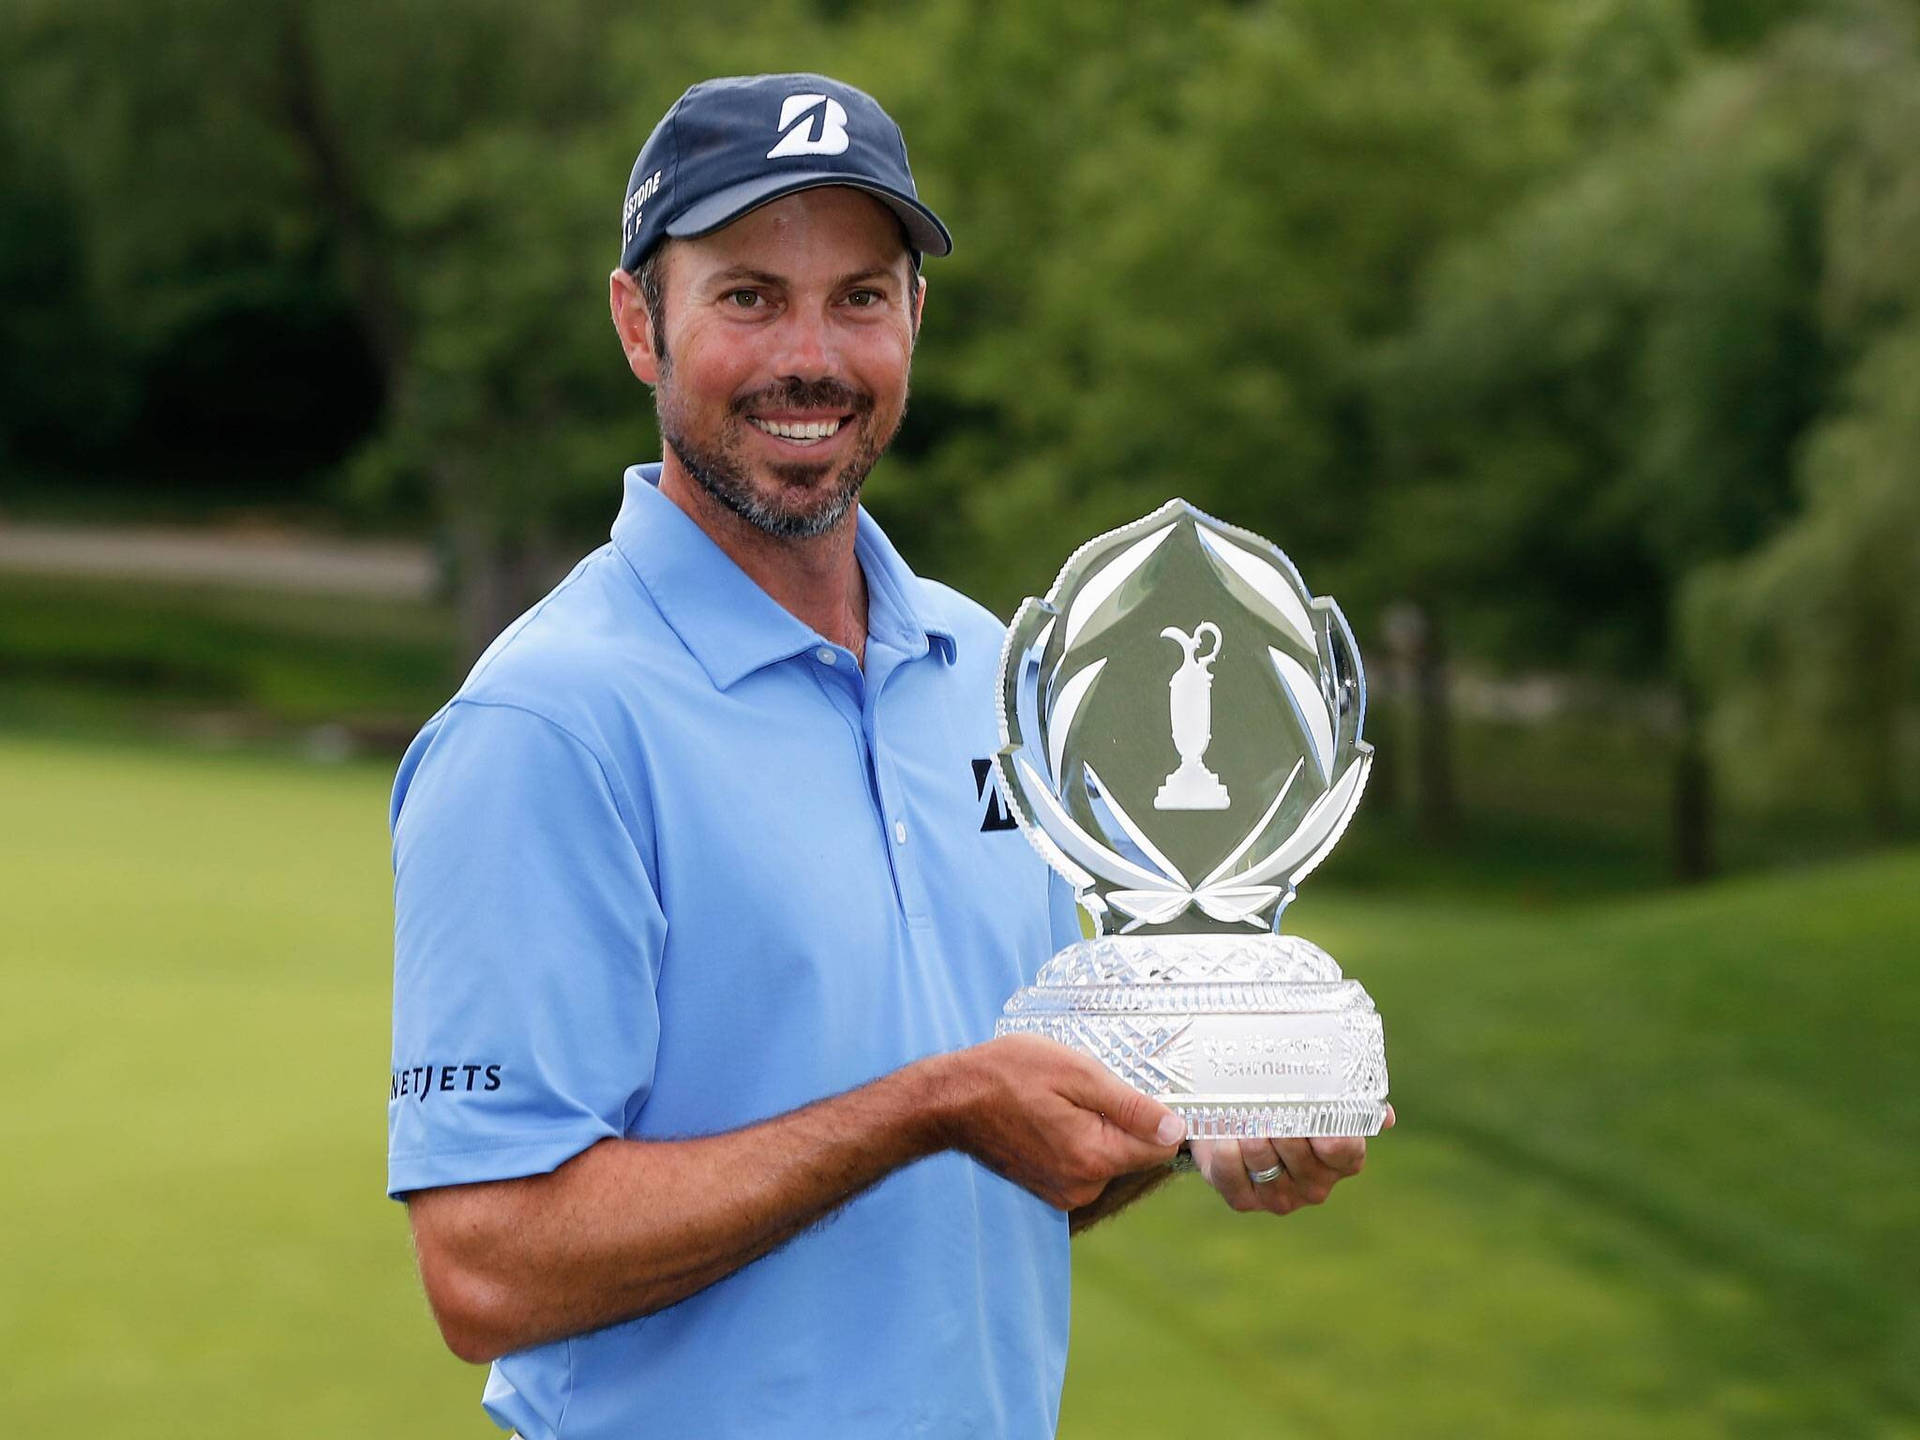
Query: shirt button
816,647,837,665
893,820,908,845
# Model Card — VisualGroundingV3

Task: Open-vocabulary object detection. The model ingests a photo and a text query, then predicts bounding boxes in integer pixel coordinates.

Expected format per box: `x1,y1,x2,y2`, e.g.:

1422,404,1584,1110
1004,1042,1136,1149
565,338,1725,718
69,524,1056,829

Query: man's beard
661,376,899,541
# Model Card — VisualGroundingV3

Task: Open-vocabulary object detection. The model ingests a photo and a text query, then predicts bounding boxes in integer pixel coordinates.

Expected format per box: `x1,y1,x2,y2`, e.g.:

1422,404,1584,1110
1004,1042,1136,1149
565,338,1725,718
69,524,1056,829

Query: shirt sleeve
386,698,665,1198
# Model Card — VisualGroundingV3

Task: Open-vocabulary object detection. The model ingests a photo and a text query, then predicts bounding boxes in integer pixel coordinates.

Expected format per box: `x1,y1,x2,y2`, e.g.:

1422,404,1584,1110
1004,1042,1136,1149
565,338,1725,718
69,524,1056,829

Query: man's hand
1190,1104,1394,1216
935,1035,1186,1211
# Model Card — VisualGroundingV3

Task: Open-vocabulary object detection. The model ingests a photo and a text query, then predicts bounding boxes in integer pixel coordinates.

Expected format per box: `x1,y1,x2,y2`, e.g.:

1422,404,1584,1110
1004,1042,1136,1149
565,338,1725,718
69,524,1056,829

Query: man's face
633,188,923,540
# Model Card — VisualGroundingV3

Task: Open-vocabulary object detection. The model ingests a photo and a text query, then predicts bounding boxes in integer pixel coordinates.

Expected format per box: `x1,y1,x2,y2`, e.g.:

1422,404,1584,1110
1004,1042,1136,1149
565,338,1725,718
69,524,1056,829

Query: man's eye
846,290,881,308
725,290,763,309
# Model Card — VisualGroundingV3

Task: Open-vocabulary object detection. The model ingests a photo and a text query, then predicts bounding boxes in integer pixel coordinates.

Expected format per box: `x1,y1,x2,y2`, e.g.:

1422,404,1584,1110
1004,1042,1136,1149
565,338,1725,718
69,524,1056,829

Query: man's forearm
1068,1162,1179,1235
407,1033,1187,1363
410,1056,962,1363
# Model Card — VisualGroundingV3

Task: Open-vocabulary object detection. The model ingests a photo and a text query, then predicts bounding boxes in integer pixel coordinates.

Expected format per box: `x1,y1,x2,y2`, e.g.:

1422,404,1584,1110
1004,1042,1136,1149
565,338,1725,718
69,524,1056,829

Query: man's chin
746,451,871,527
764,458,838,489
761,490,861,539
711,471,860,540
667,430,875,541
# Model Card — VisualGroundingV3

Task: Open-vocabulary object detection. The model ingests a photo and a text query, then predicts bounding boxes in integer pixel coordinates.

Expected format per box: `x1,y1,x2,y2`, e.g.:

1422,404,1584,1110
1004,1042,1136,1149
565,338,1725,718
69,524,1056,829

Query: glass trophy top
996,499,1373,936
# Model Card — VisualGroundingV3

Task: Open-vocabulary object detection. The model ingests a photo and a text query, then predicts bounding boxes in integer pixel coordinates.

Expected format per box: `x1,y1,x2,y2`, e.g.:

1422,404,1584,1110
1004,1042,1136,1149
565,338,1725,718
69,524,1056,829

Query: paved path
0,521,435,599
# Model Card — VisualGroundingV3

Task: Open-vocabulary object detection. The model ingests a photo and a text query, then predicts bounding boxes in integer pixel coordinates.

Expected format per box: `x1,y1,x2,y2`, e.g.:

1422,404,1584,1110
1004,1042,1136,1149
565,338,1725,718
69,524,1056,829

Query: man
389,73,1383,1439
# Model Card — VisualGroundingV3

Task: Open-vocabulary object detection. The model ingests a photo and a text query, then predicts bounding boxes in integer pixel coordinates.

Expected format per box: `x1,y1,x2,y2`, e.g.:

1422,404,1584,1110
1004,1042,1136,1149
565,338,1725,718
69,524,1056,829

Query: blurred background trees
1,0,1914,871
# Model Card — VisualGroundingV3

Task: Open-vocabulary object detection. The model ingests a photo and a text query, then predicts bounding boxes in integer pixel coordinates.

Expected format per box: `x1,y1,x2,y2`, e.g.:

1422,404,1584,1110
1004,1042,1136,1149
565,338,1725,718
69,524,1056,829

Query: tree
1684,16,1920,834
834,0,1619,850
3,0,745,648
858,0,1576,620
1370,4,1920,876
0,108,114,475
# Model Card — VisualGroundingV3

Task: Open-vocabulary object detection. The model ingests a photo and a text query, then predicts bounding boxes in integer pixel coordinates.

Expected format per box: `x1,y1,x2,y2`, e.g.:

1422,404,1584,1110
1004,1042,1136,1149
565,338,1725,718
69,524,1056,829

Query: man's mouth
747,415,847,444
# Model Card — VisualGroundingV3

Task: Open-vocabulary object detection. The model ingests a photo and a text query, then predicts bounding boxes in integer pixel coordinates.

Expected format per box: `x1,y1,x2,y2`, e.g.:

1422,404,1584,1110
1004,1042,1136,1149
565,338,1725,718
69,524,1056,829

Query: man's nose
768,306,841,379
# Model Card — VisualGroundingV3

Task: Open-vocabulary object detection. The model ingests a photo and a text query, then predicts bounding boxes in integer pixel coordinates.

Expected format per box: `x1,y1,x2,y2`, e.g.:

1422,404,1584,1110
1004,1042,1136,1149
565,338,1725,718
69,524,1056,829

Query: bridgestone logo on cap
624,170,662,247
767,94,850,158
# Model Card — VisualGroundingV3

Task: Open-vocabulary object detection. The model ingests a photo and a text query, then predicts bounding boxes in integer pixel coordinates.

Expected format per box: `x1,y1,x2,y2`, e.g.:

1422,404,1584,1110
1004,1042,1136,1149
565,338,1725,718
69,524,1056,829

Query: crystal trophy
993,499,1389,1137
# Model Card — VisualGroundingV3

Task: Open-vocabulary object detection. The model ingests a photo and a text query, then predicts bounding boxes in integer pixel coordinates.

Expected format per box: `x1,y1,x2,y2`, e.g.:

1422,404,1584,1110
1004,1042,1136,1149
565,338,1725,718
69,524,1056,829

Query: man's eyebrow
833,267,904,290
700,264,906,290
703,266,787,289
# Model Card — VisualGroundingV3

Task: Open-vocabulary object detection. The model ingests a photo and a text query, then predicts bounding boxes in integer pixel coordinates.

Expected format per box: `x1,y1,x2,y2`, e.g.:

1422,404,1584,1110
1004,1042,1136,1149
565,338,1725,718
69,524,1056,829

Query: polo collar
610,464,957,690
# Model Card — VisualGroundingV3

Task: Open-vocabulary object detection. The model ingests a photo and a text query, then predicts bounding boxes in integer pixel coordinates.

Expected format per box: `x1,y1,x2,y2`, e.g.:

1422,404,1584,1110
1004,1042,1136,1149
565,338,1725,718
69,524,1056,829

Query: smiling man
635,189,907,546
387,73,1379,1440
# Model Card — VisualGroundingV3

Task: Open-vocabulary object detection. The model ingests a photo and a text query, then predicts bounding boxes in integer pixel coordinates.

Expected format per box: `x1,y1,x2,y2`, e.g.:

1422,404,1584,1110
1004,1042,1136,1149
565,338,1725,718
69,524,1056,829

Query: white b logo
767,94,851,159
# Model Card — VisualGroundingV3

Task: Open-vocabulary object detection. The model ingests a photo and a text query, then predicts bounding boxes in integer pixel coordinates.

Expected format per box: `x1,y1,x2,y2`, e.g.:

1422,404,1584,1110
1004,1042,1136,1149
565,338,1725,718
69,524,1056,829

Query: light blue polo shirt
389,464,1081,1440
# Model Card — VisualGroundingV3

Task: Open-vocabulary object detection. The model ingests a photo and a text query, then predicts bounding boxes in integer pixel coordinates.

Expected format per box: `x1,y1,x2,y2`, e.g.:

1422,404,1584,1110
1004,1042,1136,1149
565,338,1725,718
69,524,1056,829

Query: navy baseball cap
619,73,952,274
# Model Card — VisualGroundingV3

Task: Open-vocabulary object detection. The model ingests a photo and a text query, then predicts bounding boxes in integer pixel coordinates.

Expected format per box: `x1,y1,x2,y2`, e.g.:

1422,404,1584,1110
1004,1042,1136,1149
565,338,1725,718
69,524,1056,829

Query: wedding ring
1249,1162,1286,1185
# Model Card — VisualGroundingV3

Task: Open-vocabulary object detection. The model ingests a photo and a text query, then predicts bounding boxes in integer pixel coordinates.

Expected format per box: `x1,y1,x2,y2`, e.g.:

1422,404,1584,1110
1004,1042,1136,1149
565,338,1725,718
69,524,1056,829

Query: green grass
0,573,459,739
1,734,1913,1438
1069,867,1920,1438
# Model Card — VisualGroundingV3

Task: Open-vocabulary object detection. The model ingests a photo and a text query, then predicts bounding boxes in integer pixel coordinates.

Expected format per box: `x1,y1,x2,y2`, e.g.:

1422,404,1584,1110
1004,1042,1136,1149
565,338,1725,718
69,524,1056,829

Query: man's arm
408,1034,1184,1363
1068,1164,1180,1235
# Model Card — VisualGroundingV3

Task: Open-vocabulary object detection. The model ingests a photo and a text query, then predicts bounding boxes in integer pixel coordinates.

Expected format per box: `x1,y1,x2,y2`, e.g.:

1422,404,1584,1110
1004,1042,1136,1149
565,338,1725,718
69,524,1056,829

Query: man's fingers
1275,1138,1342,1201
1241,1139,1310,1214
1307,1133,1368,1176
1193,1139,1259,1212
1238,1138,1292,1191
1299,1102,1390,1176
1192,1119,1387,1216
1068,1062,1186,1148
1111,1085,1186,1148
1048,1049,1184,1173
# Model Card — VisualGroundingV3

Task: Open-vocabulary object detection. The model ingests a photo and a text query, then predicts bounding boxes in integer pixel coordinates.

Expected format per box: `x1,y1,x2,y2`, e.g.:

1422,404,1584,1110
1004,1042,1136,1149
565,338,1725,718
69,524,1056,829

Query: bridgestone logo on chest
973,758,1020,832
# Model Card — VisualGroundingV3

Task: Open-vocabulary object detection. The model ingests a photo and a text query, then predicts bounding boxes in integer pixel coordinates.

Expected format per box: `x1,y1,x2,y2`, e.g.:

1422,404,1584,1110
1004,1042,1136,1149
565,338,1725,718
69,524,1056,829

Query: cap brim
667,172,953,258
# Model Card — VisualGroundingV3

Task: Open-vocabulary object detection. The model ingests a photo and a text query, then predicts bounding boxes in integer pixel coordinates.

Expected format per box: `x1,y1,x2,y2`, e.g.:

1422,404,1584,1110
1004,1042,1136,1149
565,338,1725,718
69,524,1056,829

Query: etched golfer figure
1156,622,1231,810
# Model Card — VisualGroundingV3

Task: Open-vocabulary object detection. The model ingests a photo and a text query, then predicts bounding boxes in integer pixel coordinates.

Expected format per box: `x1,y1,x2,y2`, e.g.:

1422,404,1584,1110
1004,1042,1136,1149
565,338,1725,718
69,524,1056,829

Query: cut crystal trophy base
996,934,1389,1138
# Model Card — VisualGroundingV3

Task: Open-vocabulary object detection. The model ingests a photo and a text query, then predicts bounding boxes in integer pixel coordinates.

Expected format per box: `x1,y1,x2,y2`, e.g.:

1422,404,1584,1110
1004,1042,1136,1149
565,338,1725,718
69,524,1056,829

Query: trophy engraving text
1190,1015,1343,1099
1200,1034,1335,1079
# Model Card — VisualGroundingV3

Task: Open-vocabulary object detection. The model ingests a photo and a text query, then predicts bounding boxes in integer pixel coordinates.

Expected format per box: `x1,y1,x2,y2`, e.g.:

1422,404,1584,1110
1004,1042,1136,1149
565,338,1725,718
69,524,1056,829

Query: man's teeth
749,417,843,441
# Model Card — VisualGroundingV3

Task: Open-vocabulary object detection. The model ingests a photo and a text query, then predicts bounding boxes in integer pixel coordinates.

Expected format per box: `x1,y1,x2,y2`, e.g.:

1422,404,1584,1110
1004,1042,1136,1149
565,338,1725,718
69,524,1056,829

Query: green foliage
1559,0,1696,139
0,0,639,513
863,0,1578,615
1375,30,1837,674
4,0,1912,843
348,125,637,542
1685,329,1920,826
1680,6,1920,826
1366,3,1920,851
0,110,113,465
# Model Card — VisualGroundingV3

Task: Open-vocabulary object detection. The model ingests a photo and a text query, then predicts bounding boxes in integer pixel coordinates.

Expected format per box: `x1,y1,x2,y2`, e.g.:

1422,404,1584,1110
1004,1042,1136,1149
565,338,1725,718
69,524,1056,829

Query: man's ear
609,268,661,385
911,272,927,338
